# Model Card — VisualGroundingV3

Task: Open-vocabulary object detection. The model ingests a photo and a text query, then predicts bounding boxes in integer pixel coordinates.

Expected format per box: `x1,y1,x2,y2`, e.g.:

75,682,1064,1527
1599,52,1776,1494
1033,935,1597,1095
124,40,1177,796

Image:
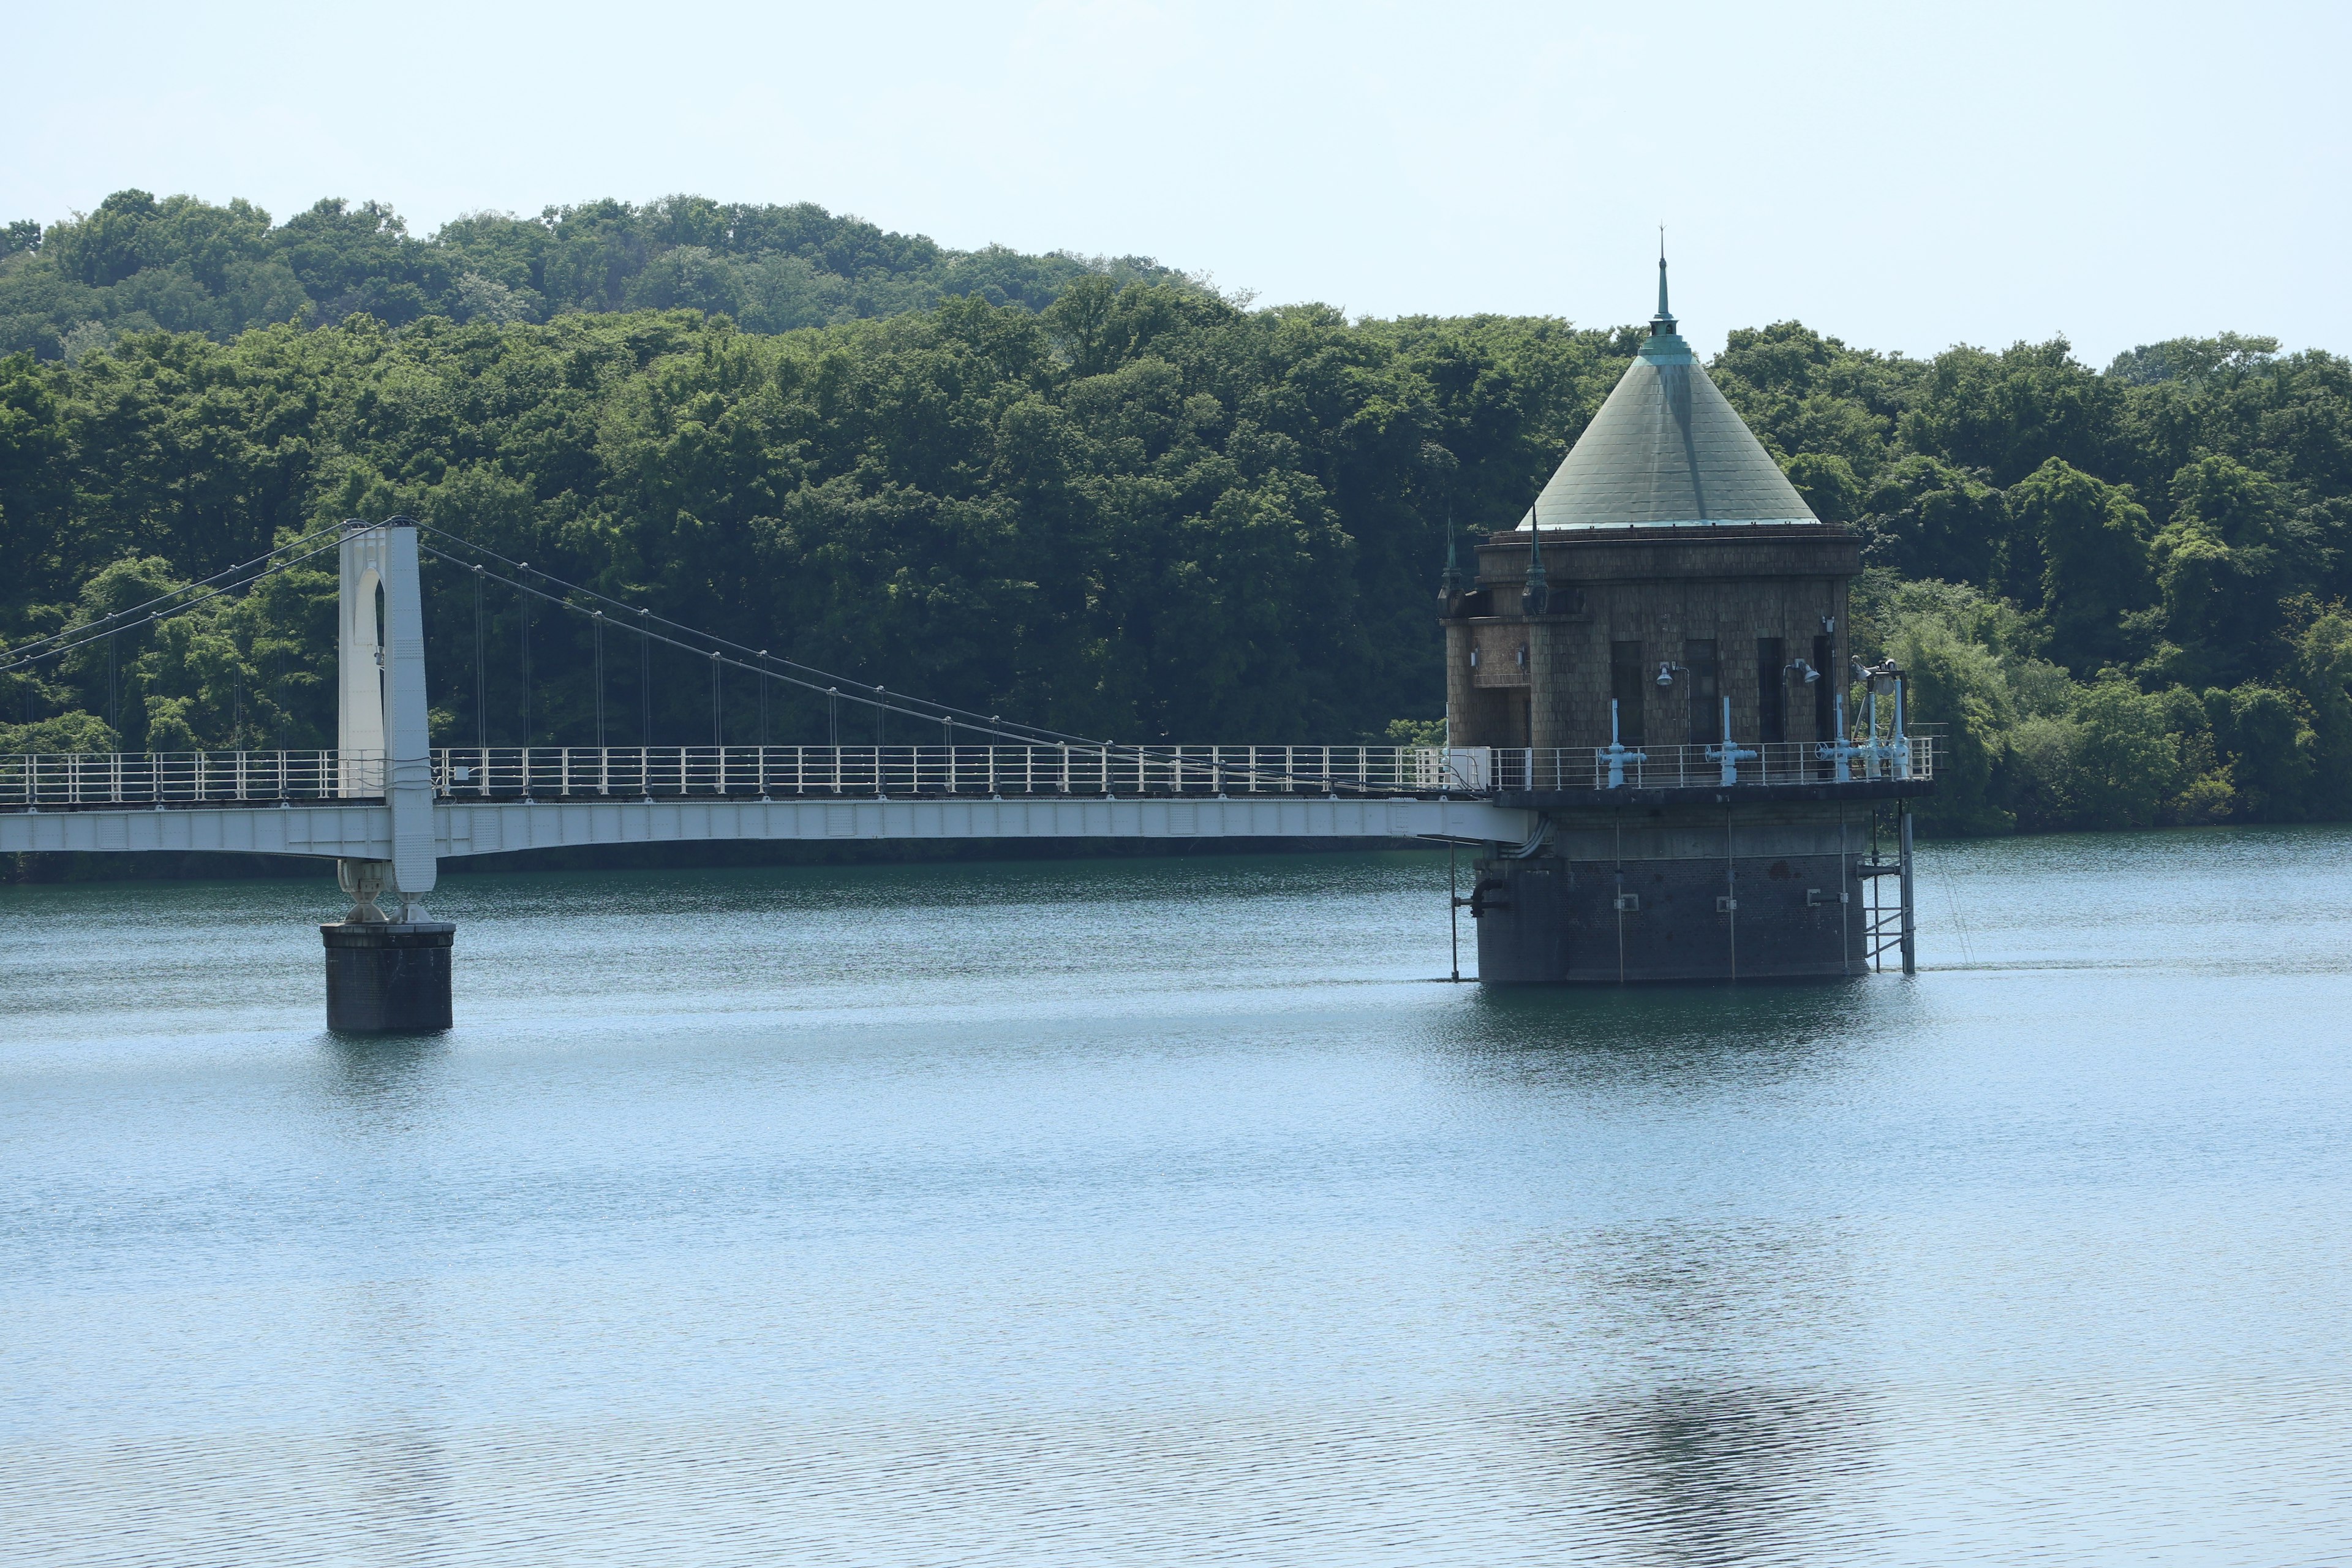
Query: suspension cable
415,541,1080,748
0,533,345,676
407,521,1090,748
412,543,1360,790
0,529,344,663
8,523,1373,797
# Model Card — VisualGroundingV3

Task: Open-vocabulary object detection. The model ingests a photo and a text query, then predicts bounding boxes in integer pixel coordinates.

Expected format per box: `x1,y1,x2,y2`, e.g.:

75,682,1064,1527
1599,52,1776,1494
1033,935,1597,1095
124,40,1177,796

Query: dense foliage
3,195,2350,838
1710,323,2352,832
0,190,1186,360
0,284,1626,759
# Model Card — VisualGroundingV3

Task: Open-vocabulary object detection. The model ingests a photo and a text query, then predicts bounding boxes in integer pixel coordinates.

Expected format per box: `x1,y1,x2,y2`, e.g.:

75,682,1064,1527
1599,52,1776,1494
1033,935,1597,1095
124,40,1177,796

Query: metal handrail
0,737,1934,809
1489,736,1936,792
0,750,380,807
424,745,1478,799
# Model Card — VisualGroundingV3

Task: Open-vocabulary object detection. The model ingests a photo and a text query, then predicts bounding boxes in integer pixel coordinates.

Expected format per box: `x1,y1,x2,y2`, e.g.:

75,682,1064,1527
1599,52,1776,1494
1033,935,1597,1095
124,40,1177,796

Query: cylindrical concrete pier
320,921,456,1033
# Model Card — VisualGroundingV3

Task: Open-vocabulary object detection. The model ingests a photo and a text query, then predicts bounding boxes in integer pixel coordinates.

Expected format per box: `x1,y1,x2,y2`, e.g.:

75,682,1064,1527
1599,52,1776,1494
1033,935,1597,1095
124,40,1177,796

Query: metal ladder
1858,804,1918,974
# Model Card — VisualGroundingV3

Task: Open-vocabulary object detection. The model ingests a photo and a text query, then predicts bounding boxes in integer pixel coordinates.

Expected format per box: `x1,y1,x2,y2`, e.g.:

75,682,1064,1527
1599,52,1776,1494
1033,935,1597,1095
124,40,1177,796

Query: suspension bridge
3,511,1934,1028
1,518,1554,1027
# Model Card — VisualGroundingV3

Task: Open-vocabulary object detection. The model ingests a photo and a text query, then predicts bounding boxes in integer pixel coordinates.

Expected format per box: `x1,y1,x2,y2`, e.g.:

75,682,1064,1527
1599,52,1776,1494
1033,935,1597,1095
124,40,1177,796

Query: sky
7,0,2348,364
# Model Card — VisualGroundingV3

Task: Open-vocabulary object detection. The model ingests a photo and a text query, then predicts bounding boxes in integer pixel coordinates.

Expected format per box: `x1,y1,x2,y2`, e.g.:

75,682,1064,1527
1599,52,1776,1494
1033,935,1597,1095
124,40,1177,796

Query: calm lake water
4,829,2350,1566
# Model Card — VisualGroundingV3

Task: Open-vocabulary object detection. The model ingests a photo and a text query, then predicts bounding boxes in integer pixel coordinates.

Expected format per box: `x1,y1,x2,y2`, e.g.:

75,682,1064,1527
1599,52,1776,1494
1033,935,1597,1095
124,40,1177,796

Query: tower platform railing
1491,736,1935,793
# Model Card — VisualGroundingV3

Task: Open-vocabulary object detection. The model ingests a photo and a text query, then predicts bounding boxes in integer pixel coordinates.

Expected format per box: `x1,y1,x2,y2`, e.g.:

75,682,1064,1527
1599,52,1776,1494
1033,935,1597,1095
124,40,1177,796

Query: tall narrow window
1813,633,1836,742
1684,638,1721,743
1609,641,1646,747
1756,636,1786,744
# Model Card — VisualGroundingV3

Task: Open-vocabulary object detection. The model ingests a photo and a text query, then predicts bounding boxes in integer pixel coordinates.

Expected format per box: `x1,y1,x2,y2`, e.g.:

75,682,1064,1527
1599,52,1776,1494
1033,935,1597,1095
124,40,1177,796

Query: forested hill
2,270,2350,840
0,189,1191,360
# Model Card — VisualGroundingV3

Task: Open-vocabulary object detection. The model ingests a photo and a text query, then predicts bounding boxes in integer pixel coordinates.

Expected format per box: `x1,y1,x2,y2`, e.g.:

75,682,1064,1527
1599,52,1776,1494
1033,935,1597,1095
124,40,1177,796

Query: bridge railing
1489,736,1936,791
0,750,376,807
0,739,1933,810
429,745,1490,798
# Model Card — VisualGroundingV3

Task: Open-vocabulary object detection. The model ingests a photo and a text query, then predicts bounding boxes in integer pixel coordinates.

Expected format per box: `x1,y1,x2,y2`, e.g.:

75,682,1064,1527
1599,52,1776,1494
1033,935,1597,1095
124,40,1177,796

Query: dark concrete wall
322,922,456,1031
1472,801,1877,982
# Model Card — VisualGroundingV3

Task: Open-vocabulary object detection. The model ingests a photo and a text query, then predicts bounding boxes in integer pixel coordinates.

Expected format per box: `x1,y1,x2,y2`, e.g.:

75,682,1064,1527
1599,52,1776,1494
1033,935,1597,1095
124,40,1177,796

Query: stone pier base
320,921,456,1032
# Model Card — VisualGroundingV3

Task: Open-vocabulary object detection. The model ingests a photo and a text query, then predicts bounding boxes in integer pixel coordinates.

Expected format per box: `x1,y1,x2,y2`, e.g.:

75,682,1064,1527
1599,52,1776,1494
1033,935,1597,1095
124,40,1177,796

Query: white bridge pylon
0,518,1539,875
337,521,439,914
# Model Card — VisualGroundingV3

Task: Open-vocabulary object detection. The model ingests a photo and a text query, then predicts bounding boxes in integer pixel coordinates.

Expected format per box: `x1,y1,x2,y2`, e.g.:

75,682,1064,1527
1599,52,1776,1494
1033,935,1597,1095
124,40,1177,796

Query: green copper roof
1518,270,1817,531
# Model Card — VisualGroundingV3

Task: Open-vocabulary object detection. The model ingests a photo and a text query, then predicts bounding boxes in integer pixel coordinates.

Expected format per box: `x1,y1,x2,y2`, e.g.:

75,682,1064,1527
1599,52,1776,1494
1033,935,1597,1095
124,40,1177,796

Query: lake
4,828,2349,1565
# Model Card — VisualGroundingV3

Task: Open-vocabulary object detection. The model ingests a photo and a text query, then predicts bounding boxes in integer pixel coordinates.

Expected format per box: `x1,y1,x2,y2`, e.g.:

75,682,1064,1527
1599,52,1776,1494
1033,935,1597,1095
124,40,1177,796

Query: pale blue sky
9,0,2346,364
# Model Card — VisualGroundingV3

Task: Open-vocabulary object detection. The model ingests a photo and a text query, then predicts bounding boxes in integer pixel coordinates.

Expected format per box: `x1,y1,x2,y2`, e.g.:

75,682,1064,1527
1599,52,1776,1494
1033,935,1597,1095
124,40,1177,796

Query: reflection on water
1518,1384,1880,1568
5,828,2352,1564
322,1030,451,1102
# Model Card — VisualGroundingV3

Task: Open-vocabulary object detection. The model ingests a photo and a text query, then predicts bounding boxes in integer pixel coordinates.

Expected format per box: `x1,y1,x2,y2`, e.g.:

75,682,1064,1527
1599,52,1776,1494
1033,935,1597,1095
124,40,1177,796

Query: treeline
1711,325,2352,831
0,287,1625,760
1,257,2350,837
0,189,1190,360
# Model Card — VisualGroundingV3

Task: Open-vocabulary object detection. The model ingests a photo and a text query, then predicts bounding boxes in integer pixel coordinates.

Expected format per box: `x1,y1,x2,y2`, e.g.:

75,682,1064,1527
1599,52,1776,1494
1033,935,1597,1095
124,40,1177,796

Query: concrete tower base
321,921,456,1032
1473,799,1902,983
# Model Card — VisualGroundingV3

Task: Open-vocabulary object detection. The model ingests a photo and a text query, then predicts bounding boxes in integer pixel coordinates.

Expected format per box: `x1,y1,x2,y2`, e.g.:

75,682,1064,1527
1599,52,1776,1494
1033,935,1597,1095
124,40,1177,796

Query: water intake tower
1440,259,1931,981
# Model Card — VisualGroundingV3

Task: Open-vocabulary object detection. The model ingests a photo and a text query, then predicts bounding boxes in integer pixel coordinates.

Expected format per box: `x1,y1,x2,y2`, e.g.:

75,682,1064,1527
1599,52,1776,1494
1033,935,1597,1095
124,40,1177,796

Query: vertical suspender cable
827,687,839,748
518,563,532,746
594,611,606,748
710,650,722,747
639,608,652,746
473,564,486,748
758,652,769,747
107,628,118,733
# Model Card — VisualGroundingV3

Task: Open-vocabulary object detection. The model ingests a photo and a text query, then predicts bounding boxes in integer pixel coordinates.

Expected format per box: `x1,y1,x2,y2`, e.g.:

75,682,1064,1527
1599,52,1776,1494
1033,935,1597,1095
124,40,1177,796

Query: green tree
2203,684,2313,820
2066,679,2182,828
1783,450,1860,523
1900,337,2119,487
2152,456,2295,684
1858,455,2005,585
2006,458,2153,672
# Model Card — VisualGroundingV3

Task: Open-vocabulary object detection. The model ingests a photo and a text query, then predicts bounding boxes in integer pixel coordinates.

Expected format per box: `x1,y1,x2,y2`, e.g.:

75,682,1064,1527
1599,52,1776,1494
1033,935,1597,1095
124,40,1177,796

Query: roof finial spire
1652,227,1677,337
1521,494,1550,614
1438,503,1464,598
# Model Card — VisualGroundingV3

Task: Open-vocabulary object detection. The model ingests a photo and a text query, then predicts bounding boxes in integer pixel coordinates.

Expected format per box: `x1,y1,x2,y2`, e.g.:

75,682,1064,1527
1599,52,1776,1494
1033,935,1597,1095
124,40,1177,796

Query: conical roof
1517,274,1816,530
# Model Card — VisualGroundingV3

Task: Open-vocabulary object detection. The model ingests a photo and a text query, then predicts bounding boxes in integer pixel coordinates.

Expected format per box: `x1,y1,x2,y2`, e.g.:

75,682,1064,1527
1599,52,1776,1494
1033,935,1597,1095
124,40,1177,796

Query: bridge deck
0,795,1537,860
2,738,1931,812
0,738,1936,862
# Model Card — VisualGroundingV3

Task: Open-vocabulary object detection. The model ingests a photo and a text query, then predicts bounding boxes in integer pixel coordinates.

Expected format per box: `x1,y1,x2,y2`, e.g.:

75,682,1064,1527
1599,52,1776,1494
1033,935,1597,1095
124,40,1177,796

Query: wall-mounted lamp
1654,661,1687,688
1820,614,1837,636
1785,658,1820,684
1515,644,1528,668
